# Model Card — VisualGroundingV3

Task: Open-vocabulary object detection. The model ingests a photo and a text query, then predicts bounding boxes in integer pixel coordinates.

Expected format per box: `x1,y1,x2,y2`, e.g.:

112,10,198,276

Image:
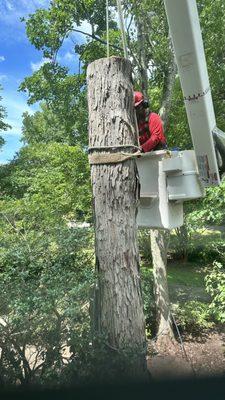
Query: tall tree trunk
175,224,189,261
87,56,148,382
159,48,177,131
151,50,177,345
151,229,174,345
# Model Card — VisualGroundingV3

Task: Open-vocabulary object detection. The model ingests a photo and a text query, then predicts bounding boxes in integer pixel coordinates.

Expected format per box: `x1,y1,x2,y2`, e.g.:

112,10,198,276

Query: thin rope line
171,312,196,377
150,313,196,377
106,0,110,58
116,0,128,59
171,312,188,360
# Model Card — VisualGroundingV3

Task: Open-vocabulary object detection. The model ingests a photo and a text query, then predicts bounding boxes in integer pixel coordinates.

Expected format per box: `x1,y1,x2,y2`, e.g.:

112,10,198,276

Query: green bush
172,301,215,334
138,230,152,262
205,261,225,323
186,238,225,263
0,226,95,387
169,227,224,264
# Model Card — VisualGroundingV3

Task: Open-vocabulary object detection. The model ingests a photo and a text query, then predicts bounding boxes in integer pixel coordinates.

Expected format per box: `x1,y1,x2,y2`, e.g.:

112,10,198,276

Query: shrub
0,226,95,387
138,230,152,262
205,261,225,323
172,301,215,335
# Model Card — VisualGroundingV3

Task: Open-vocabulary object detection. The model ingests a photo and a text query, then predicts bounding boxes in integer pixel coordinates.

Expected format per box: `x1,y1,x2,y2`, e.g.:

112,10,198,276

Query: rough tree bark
87,56,148,382
175,224,189,262
150,229,174,345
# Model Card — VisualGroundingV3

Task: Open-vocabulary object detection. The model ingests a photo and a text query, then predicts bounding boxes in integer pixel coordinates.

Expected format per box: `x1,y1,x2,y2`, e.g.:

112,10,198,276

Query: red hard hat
134,91,144,107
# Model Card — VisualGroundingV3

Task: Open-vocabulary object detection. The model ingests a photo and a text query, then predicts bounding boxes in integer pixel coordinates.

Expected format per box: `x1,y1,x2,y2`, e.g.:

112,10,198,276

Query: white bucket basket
136,150,204,230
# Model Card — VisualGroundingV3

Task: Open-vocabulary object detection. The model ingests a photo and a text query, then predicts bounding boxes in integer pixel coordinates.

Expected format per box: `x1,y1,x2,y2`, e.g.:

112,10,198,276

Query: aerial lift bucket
136,150,204,229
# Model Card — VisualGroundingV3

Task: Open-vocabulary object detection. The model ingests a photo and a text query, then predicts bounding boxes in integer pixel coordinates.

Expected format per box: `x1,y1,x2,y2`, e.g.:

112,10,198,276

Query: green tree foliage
20,65,88,146
0,224,94,386
125,0,171,82
19,0,121,146
0,143,92,227
23,0,116,59
173,301,214,334
18,0,225,151
22,99,88,146
206,261,225,323
0,141,94,385
18,0,177,146
199,0,225,132
22,104,71,145
185,179,225,233
0,85,11,147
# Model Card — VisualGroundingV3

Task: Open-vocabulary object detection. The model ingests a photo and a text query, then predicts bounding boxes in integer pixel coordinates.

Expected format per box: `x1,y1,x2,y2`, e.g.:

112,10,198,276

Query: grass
140,230,225,303
167,262,205,287
142,262,205,288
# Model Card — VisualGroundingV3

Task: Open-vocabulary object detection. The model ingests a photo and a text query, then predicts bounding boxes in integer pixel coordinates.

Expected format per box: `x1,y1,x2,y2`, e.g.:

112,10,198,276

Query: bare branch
71,28,123,52
126,13,134,33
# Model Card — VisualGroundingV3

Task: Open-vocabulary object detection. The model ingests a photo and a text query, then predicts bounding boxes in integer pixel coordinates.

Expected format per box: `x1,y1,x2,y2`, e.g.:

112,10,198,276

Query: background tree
0,142,94,385
0,85,11,147
0,142,92,227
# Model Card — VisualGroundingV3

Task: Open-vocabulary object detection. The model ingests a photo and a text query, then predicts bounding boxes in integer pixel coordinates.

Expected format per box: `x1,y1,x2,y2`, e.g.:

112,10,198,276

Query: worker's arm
141,113,164,152
139,132,149,145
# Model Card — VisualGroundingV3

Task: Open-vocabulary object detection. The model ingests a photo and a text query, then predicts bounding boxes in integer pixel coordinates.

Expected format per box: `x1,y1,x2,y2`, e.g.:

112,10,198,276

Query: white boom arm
163,0,223,186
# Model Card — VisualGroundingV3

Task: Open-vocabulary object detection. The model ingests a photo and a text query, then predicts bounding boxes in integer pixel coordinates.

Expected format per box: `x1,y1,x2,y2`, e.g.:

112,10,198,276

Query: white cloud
64,51,74,61
2,0,49,15
6,99,35,115
0,74,7,81
5,120,22,133
2,92,38,135
30,57,48,72
70,20,92,41
25,0,49,8
5,0,14,11
78,20,92,35
0,56,5,62
0,0,50,43
58,51,76,64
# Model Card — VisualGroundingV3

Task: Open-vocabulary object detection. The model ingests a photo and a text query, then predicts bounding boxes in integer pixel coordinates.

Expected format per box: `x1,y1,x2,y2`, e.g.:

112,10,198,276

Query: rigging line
171,312,196,377
116,0,128,59
106,0,110,58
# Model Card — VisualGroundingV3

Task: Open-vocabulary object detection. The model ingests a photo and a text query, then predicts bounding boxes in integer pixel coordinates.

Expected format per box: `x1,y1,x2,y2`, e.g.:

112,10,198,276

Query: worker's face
135,103,146,121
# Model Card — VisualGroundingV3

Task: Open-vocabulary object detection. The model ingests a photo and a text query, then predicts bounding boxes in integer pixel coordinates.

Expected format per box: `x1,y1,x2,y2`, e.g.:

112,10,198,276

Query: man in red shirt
134,91,167,152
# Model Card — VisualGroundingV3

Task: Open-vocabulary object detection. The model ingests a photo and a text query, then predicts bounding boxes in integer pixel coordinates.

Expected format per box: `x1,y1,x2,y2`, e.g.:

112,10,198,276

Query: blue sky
0,0,86,164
